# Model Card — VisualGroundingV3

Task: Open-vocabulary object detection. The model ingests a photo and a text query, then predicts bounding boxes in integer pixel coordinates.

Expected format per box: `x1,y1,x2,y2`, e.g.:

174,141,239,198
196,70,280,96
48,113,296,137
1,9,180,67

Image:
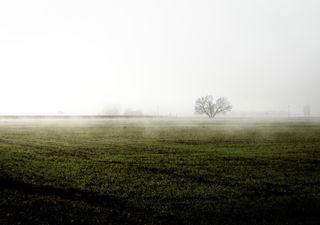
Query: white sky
0,0,319,115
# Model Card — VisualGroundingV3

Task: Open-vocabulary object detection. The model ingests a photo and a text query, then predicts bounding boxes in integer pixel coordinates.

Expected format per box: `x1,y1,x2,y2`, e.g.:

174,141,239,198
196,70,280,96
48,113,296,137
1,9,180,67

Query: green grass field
1,118,320,224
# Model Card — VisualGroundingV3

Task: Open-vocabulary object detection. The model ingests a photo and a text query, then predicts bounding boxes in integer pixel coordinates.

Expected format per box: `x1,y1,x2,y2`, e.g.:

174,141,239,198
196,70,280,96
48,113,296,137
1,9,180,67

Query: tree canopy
195,96,232,118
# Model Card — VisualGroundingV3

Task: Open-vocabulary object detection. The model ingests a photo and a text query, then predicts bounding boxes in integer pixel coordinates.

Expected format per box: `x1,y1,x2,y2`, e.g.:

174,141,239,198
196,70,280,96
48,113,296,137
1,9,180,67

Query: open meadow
1,118,320,224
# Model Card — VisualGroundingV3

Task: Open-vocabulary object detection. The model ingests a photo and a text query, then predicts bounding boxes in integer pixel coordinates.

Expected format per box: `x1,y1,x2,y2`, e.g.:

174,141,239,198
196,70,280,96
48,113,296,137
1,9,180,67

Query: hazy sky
0,0,319,115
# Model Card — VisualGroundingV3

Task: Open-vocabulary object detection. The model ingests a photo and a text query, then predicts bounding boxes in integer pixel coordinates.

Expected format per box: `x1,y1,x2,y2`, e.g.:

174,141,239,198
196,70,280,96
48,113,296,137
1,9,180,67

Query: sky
0,0,319,116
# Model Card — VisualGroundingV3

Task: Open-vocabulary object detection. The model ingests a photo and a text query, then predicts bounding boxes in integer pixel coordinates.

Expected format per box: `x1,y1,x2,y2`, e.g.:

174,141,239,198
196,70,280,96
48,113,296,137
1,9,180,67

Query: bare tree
195,95,232,118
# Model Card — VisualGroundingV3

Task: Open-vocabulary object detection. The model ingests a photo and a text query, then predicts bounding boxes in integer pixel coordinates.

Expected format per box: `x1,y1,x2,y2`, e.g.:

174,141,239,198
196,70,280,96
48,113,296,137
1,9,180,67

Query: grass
1,118,320,224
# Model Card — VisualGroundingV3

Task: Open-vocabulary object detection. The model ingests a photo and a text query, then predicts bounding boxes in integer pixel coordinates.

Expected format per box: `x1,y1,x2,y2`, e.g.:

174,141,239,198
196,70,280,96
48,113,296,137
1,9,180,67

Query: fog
0,0,319,116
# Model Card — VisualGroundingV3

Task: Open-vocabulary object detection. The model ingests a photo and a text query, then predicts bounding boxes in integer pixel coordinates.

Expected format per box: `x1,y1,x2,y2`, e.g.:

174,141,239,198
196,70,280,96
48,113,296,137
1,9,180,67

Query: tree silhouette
195,95,232,118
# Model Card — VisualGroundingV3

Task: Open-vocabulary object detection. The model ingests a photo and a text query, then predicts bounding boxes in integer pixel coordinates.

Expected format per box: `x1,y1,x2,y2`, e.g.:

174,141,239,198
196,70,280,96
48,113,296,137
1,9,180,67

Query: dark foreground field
1,118,320,224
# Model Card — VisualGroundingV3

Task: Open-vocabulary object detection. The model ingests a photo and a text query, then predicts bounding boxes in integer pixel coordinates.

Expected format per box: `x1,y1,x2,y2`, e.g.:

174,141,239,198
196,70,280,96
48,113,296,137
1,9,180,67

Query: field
1,118,320,224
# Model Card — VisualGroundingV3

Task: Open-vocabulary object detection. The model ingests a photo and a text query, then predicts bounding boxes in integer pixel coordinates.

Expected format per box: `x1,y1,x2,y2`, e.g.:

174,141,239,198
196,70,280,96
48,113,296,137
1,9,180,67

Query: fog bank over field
0,0,319,116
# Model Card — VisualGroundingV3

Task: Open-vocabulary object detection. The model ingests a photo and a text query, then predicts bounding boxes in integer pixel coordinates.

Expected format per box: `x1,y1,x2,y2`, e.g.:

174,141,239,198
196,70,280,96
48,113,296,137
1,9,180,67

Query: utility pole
304,104,311,118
